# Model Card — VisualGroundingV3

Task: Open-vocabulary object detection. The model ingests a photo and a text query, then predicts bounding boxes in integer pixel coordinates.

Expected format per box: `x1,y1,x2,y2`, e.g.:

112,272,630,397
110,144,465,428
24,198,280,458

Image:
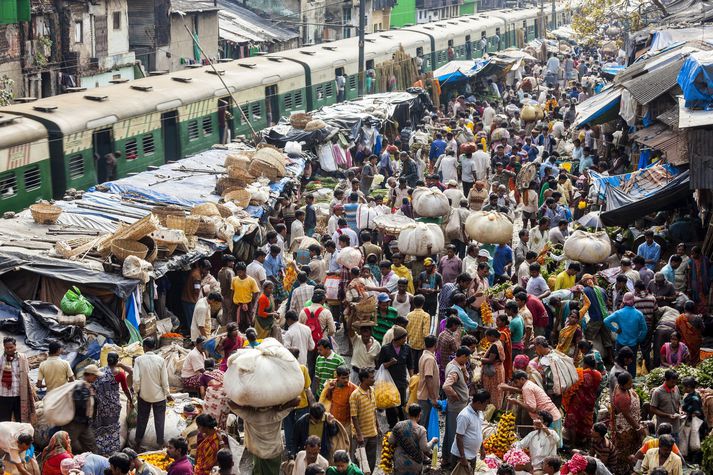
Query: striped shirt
349,386,378,437
373,307,399,343
315,352,346,396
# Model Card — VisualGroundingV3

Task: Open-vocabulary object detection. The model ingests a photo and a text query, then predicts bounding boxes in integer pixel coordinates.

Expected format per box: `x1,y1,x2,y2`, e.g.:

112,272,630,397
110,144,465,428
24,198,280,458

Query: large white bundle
224,338,305,407
0,422,34,463
563,230,611,264
129,408,184,450
465,211,513,245
521,105,537,122
43,381,81,426
398,223,445,256
412,187,450,218
357,204,379,230
336,246,363,269
159,343,190,388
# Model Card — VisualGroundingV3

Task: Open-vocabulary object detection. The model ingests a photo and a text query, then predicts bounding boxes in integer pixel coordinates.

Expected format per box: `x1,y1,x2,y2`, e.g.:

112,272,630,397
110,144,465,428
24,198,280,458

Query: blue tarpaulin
433,59,489,83
677,51,713,109
574,86,622,128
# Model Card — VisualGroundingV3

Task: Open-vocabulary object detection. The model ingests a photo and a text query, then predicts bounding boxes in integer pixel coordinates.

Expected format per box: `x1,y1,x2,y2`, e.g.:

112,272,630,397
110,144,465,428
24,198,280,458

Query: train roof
0,115,47,149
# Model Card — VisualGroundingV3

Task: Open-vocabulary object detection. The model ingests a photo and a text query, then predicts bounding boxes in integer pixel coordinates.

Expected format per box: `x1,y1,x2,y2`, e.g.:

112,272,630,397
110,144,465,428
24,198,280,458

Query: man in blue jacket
429,133,447,165
604,292,647,377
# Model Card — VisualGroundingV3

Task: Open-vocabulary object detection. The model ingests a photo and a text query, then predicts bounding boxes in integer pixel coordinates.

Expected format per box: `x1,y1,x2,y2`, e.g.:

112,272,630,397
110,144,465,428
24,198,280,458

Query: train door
217,97,233,145
93,128,114,183
265,85,279,126
161,110,180,162
465,35,472,60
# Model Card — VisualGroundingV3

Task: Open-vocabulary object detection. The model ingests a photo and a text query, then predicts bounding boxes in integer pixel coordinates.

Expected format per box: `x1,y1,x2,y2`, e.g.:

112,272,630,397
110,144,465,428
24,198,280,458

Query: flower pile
483,455,501,469
561,453,588,474
479,337,490,353
139,451,171,471
378,432,394,473
482,411,518,458
374,380,401,409
503,448,530,467
480,301,493,325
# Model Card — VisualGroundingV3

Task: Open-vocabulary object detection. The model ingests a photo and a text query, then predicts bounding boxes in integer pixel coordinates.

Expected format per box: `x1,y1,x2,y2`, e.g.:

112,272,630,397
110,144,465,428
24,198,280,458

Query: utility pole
539,0,544,37
551,0,556,30
357,0,366,97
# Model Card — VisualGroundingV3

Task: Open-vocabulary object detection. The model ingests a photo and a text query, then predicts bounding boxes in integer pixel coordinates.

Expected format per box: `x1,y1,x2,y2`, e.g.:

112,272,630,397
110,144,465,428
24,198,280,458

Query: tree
0,76,15,107
568,0,643,45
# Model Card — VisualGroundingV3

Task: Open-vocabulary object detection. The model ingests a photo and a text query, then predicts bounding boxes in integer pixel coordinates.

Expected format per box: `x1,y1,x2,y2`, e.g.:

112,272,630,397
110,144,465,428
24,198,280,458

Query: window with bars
68,154,84,178
284,93,293,110
325,82,334,97
316,85,324,101
251,103,261,120
0,172,17,198
23,166,41,191
239,105,249,124
295,90,303,107
142,134,155,154
125,139,138,160
202,116,213,136
348,76,357,90
188,120,200,141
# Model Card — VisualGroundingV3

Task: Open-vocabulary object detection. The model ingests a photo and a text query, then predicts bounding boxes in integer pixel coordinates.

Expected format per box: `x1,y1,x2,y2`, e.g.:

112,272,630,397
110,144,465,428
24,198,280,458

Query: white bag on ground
160,344,190,388
412,187,450,217
0,422,34,463
128,407,184,450
224,338,305,407
43,381,82,426
563,230,611,264
465,211,513,245
398,223,445,256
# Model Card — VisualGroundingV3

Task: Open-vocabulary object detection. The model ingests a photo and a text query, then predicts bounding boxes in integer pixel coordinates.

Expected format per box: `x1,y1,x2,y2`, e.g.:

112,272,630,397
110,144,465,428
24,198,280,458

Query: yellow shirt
391,264,414,294
231,276,259,304
406,309,431,350
38,356,74,392
297,365,312,409
641,448,682,475
349,386,378,438
554,271,576,291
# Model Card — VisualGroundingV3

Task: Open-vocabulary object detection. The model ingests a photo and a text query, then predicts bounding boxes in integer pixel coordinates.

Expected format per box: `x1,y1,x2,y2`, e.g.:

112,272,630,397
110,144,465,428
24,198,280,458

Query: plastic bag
60,286,94,316
427,407,440,442
43,382,81,426
374,365,401,409
450,461,472,475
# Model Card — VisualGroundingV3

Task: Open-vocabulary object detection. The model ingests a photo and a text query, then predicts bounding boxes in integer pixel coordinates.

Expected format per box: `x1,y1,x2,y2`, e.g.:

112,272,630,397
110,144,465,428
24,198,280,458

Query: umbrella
578,211,603,228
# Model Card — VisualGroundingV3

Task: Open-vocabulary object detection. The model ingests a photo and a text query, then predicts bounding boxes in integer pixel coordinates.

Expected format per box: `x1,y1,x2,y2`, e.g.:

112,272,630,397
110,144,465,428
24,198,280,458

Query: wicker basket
151,205,185,226
224,189,251,208
196,216,219,237
305,119,328,131
99,214,159,257
227,166,255,182
165,214,200,236
217,177,246,196
290,112,312,129
139,235,158,263
191,202,221,217
30,203,62,224
110,239,148,262
224,151,253,169
249,148,287,182
216,203,232,218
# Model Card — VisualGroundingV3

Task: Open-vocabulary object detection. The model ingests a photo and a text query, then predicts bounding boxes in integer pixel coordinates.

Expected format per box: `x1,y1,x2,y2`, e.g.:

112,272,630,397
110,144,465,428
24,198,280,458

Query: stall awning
630,123,688,164
574,86,622,128
620,58,684,105
433,60,488,83
678,96,713,128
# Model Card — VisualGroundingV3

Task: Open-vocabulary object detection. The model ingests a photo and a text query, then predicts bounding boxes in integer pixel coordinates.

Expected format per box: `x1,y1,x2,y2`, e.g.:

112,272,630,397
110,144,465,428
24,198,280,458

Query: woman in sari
677,300,704,365
610,371,644,475
200,359,230,429
92,352,131,456
660,331,690,368
194,414,222,475
39,432,73,475
563,354,602,449
689,246,710,313
480,328,506,408
387,405,434,475
496,314,513,381
219,323,243,372
556,310,584,366
255,281,278,339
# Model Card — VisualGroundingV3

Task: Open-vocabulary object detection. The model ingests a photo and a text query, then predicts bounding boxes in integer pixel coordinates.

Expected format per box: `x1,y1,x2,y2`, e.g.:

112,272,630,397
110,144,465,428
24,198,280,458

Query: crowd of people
0,34,712,475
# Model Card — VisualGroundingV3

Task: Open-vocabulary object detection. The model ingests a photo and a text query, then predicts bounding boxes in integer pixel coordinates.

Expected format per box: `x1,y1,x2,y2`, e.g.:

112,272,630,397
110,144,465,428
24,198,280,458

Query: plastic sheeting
677,51,713,109
433,60,488,83
574,86,623,128
650,26,713,52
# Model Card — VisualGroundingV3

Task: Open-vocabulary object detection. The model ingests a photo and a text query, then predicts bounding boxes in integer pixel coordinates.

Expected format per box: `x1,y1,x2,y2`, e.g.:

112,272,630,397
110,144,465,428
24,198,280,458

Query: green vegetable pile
697,358,713,388
644,364,699,390
702,433,713,474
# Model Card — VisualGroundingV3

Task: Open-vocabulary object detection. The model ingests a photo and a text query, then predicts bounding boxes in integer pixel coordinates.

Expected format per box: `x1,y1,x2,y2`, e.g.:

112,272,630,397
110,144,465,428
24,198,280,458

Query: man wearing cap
63,364,101,453
444,180,466,206
417,258,443,316
604,292,648,376
373,293,399,343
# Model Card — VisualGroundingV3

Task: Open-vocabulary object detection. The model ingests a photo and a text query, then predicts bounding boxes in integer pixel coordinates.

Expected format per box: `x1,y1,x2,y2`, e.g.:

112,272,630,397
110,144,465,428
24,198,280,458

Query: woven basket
216,203,232,218
191,202,221,217
151,205,185,226
290,112,312,129
227,166,255,182
139,235,158,263
305,119,328,131
217,177,246,196
249,148,287,182
225,189,251,208
165,214,200,236
30,203,62,224
110,239,148,262
196,217,219,237
224,151,253,169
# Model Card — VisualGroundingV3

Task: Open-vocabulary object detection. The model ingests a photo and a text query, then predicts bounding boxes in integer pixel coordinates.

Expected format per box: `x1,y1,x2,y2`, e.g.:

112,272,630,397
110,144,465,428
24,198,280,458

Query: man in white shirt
518,411,560,472
528,218,550,254
518,251,538,288
435,150,458,183
247,250,267,291
444,180,466,206
181,336,206,390
332,219,359,248
190,292,222,341
526,263,551,300
327,205,344,236
133,337,171,450
349,326,381,383
472,149,490,182
291,210,306,246
283,310,315,366
482,103,496,128
451,389,490,467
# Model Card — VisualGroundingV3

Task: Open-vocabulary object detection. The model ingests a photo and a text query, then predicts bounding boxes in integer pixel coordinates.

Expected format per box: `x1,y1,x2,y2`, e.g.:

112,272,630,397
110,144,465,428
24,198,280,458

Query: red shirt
526,295,548,328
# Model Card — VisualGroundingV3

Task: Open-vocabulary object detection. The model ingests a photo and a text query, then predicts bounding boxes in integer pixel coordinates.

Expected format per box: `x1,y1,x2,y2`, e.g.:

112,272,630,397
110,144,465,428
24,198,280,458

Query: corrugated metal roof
657,105,680,128
216,0,298,44
615,45,698,84
688,128,713,190
170,0,219,14
620,58,684,105
631,123,688,165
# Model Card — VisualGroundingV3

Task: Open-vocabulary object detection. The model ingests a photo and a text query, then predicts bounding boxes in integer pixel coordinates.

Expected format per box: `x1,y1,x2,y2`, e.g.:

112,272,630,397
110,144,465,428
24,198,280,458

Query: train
0,3,571,212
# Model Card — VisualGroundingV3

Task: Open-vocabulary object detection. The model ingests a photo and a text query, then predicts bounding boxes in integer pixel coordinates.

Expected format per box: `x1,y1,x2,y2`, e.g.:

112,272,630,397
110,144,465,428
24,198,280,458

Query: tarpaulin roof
620,58,684,105
657,1,713,27
649,27,713,52
677,50,713,109
600,170,691,226
433,60,488,83
573,86,622,128
630,123,688,165
678,95,713,128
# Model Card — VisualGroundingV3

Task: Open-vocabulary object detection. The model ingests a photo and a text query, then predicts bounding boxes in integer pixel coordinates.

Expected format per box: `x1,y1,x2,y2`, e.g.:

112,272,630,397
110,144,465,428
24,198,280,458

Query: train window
0,172,17,198
202,117,213,136
251,103,261,120
188,120,200,141
239,105,249,124
24,166,41,191
125,139,138,160
295,90,303,107
523,21,527,29
316,85,324,101
68,154,84,179
285,93,293,110
325,82,334,98
348,75,357,91
142,134,155,155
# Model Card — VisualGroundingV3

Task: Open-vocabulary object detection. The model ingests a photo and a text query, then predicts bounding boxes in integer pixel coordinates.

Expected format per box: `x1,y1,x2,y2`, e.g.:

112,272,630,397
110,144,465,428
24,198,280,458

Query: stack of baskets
224,189,251,208
111,239,149,262
138,235,158,263
226,166,255,185
290,112,312,129
151,205,185,226
30,203,62,225
191,202,221,217
166,215,200,236
248,147,287,182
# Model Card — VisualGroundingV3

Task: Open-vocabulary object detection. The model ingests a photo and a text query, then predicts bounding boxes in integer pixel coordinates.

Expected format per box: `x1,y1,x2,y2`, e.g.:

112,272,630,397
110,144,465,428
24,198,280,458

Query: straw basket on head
151,205,185,226
191,202,221,217
224,189,251,208
30,203,62,225
111,239,148,262
165,214,200,236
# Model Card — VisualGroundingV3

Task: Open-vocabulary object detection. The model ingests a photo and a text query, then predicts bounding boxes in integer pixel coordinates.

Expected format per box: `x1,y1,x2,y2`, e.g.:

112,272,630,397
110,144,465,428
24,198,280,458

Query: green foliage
702,433,713,474
0,75,15,107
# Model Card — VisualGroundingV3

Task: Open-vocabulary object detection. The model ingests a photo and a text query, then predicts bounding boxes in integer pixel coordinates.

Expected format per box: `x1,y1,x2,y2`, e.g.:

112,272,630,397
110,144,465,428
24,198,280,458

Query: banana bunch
482,411,518,459
139,451,172,471
378,432,394,473
374,381,401,409
283,262,298,291
481,301,493,326
479,337,490,353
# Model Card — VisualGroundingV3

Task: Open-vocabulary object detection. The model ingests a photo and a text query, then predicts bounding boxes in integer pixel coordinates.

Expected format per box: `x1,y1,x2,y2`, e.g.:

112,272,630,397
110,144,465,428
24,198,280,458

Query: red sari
676,313,703,365
194,431,221,475
498,327,513,381
564,368,602,446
